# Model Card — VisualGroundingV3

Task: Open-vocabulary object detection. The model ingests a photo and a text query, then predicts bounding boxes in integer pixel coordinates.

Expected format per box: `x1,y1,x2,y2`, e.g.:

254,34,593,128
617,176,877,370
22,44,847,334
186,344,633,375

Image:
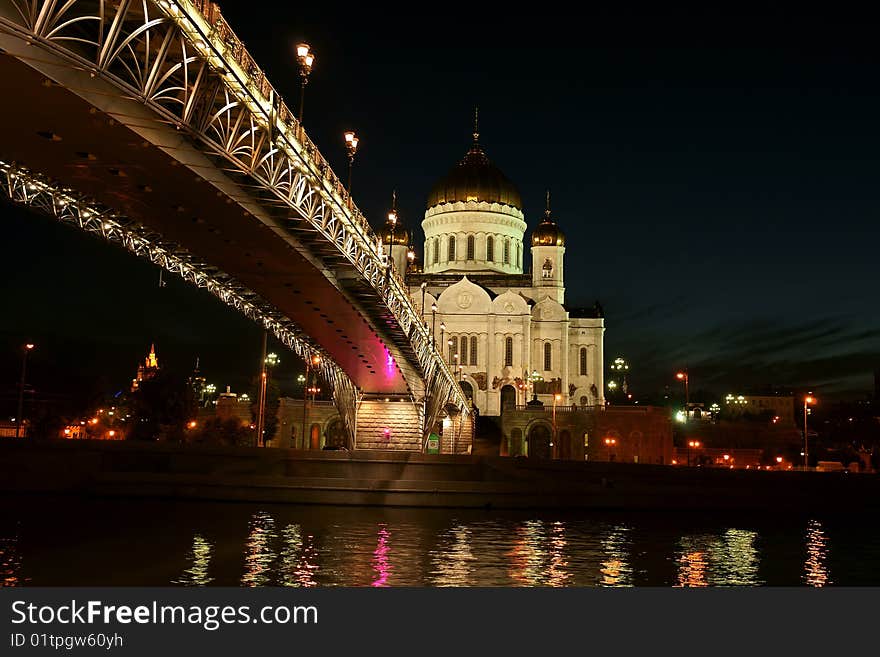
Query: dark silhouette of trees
129,370,196,441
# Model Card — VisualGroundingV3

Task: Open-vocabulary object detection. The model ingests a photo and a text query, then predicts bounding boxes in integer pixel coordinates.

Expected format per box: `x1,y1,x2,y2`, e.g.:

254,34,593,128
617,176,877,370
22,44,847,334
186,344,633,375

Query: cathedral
384,125,605,417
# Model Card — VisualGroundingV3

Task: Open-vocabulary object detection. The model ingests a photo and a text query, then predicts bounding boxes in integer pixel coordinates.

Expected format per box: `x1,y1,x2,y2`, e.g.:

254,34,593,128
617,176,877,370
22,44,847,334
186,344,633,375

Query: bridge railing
175,0,419,337
180,0,376,248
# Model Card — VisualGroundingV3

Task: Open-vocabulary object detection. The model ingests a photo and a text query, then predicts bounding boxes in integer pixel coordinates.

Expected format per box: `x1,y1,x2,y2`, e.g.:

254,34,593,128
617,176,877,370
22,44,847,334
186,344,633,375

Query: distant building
724,393,795,426
215,386,251,426
500,404,673,464
131,344,160,392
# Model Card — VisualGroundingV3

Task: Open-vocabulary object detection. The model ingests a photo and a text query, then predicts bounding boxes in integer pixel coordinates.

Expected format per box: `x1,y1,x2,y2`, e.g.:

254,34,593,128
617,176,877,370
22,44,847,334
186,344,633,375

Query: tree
189,416,254,448
129,370,196,441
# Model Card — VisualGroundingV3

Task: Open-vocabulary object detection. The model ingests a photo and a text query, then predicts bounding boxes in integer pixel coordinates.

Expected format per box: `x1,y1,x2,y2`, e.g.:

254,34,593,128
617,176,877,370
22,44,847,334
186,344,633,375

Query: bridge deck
0,50,410,394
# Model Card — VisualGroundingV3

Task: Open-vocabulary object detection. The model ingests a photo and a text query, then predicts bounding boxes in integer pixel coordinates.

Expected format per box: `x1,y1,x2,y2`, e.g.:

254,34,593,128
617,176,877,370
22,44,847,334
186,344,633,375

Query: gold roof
531,191,565,246
426,144,522,210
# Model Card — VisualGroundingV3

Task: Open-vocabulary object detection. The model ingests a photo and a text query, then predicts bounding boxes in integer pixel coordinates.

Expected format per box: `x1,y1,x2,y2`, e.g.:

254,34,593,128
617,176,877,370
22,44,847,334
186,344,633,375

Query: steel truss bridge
0,0,469,450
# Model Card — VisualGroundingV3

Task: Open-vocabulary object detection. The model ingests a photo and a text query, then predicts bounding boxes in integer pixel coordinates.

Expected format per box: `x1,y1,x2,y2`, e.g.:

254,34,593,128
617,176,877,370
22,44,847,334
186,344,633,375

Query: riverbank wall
1,439,877,512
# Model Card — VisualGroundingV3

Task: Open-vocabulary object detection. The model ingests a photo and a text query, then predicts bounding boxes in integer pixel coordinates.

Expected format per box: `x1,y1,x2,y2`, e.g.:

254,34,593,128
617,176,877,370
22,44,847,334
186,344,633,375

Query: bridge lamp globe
295,43,315,124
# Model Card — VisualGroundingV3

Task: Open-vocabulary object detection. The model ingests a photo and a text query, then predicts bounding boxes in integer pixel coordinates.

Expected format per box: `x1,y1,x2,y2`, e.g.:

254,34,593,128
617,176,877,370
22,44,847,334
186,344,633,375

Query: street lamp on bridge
344,131,359,196
295,43,314,124
431,302,438,350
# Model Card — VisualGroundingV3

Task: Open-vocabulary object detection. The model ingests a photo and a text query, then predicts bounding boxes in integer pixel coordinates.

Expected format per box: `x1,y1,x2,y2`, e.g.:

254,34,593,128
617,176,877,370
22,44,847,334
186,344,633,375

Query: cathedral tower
530,191,566,304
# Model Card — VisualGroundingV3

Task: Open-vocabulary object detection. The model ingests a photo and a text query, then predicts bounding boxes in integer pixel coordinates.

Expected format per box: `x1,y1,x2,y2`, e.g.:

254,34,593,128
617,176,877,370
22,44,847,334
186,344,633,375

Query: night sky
2,5,879,413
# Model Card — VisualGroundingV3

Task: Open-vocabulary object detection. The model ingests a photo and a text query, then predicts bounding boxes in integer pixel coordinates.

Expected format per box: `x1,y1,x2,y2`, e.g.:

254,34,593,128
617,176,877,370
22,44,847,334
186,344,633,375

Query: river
1,495,876,586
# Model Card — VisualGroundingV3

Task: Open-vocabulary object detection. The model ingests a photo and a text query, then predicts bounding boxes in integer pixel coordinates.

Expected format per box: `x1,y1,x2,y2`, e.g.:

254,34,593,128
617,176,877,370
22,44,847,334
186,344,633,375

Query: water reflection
675,529,761,587
372,525,392,587
3,495,871,586
804,519,830,587
431,525,475,587
174,533,213,586
280,524,319,587
241,511,277,587
599,525,632,587
716,529,761,586
508,520,549,586
0,526,26,587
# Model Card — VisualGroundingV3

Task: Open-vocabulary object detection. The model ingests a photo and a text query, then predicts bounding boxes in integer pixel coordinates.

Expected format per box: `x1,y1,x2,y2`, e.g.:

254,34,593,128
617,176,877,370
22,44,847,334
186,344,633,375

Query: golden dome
381,191,409,245
531,191,565,247
380,221,409,246
426,143,522,210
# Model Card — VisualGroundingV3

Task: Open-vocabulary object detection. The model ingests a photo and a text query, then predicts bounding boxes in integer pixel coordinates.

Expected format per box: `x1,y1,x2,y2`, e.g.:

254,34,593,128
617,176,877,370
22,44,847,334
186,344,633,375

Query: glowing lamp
25,343,35,350
776,456,783,464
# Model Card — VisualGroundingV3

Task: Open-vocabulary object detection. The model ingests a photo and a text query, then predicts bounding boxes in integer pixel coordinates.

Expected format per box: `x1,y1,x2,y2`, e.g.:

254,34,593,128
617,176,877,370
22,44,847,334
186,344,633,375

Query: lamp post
295,43,314,125
343,131,359,196
431,302,437,350
258,351,279,447
529,369,543,402
294,374,306,448
676,369,689,420
552,393,562,459
302,354,321,449
687,439,701,467
385,192,397,280
15,343,34,438
440,323,446,358
604,437,617,461
254,332,269,447
420,282,427,325
803,395,816,470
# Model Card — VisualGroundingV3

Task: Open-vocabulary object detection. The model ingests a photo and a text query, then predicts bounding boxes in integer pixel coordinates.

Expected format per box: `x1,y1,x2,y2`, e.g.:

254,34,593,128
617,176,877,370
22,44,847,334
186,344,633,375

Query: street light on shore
431,302,438,350
15,343,35,438
687,439,701,466
803,394,817,470
676,369,689,420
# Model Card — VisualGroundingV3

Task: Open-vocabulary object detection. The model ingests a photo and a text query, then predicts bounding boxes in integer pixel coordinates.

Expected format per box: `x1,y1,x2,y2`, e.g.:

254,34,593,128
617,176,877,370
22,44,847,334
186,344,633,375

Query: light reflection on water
675,529,761,587
174,534,214,586
1,497,875,587
804,519,831,587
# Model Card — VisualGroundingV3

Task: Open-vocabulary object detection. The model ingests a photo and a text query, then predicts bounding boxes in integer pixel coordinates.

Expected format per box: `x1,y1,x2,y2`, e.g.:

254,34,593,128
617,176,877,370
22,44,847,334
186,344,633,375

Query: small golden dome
530,190,565,247
380,221,409,246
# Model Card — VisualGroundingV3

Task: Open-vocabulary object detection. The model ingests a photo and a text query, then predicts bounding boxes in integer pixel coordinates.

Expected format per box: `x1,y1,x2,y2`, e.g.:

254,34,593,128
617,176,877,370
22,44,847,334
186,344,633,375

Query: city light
188,421,197,429
675,410,686,423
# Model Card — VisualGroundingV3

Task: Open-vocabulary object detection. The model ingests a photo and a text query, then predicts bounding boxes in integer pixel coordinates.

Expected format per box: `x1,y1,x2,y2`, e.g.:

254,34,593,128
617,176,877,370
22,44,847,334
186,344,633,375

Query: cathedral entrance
325,418,346,449
309,423,321,450
527,424,552,459
500,385,516,412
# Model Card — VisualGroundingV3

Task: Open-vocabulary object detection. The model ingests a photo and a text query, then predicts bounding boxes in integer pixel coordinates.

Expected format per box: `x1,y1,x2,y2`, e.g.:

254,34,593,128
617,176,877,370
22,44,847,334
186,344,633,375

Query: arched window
433,238,439,264
448,235,456,261
470,336,477,366
449,336,458,364
579,347,587,376
516,242,521,268
503,239,510,264
542,258,553,279
486,236,494,262
504,336,513,367
460,335,468,365
544,342,552,371
466,235,475,260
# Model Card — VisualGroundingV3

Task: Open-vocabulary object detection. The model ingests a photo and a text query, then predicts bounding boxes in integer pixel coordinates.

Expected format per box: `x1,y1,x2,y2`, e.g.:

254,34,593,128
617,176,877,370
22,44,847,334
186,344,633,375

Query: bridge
0,0,470,451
